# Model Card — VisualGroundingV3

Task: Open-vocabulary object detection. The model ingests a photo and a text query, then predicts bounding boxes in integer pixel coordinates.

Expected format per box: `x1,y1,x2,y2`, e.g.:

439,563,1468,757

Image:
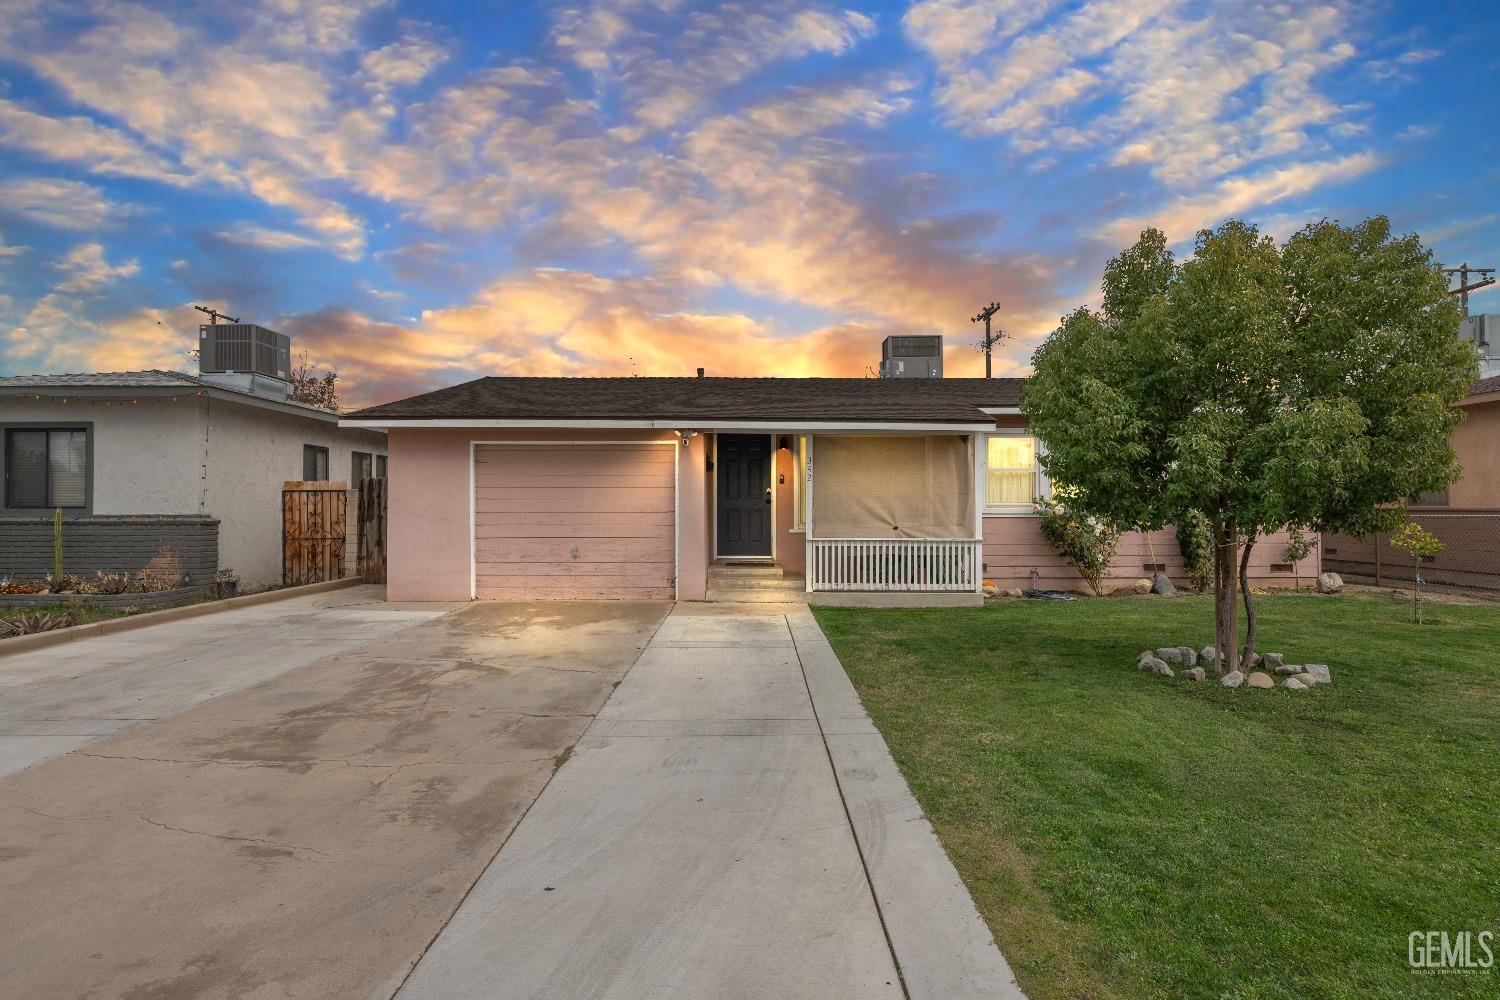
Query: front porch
694,431,985,606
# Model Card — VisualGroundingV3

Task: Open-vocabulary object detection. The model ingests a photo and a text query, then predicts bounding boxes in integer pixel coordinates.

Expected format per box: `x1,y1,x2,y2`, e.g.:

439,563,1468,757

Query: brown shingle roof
1468,374,1500,398
345,376,1024,424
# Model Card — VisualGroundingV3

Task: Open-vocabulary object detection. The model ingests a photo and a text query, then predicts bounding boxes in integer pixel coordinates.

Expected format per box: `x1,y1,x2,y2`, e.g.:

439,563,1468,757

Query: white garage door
473,443,676,600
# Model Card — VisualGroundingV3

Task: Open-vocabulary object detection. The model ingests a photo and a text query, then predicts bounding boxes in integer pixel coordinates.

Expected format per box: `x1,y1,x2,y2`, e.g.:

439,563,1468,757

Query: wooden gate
357,477,388,584
283,480,348,586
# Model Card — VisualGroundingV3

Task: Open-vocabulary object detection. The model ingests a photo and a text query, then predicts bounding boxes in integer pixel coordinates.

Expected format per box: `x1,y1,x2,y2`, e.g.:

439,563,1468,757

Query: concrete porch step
706,588,809,603
707,574,803,591
708,562,784,579
706,571,807,603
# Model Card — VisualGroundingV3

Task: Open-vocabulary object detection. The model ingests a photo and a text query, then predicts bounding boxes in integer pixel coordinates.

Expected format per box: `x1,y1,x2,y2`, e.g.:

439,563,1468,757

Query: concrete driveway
0,595,668,999
0,585,448,777
397,604,1023,1000
0,595,1021,1000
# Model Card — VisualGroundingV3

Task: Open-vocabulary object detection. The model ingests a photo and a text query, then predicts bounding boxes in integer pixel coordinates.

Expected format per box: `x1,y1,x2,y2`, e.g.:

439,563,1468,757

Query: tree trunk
1239,534,1258,667
1212,519,1241,676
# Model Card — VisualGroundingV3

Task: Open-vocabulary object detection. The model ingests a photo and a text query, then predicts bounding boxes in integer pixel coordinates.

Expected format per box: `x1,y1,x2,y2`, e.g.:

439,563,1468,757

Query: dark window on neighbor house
5,428,87,509
351,451,373,482
303,444,329,481
375,454,387,478
1414,489,1449,508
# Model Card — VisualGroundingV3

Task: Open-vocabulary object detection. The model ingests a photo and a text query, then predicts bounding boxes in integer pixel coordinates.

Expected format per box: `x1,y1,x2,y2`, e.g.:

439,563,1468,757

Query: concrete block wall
0,516,219,585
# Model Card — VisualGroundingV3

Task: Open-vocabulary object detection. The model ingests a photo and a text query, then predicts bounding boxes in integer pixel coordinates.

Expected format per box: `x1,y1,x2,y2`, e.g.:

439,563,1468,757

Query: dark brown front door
717,435,772,557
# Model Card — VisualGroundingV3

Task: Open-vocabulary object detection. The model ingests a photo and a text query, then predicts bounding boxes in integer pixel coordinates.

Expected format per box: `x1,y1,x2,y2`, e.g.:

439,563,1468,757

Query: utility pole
972,301,1002,378
193,305,240,326
1442,263,1495,317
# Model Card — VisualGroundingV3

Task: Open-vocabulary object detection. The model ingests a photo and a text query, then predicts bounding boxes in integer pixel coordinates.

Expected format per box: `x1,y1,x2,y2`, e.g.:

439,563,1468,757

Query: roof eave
1459,390,1500,407
0,382,355,425
339,417,996,432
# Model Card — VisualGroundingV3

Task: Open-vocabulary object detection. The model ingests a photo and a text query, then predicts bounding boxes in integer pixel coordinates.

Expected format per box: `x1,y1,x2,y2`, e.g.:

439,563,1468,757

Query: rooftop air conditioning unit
199,323,291,381
1460,314,1496,352
880,335,943,378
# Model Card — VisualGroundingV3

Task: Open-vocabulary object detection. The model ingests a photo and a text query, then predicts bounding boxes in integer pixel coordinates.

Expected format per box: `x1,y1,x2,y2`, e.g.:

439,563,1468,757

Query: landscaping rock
1221,671,1245,688
1178,646,1198,666
1004,588,1025,599
1303,664,1332,685
1317,572,1344,594
1261,652,1285,671
1291,673,1319,688
1284,677,1307,690
1183,666,1206,682
1151,573,1177,596
1242,652,1262,670
1155,647,1185,664
1199,646,1219,667
1137,653,1165,672
1156,662,1175,678
1247,671,1274,689
1132,578,1152,594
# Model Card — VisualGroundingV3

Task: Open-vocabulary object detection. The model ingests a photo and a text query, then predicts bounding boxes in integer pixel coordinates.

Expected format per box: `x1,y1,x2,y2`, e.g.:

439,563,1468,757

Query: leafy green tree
1024,217,1476,674
1390,522,1445,624
1284,527,1317,589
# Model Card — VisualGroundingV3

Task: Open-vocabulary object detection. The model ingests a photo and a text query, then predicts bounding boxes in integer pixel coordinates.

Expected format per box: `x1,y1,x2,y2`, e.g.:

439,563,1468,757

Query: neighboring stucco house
342,374,1312,604
1441,375,1500,508
1,369,386,590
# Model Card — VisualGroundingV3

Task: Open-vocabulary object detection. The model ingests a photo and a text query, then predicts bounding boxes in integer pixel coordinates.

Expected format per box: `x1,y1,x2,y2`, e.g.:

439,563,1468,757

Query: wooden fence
357,477,387,584
282,480,348,586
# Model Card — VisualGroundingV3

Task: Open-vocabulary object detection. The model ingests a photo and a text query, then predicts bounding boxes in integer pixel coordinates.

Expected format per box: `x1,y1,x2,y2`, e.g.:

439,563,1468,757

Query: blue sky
1,0,1496,406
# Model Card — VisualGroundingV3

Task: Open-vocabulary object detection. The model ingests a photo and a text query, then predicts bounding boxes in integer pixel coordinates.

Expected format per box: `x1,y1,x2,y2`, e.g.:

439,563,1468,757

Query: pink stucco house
341,375,1312,604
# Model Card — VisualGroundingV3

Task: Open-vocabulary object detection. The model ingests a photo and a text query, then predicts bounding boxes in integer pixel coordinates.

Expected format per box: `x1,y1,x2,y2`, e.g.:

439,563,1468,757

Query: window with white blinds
986,435,1037,509
5,428,87,509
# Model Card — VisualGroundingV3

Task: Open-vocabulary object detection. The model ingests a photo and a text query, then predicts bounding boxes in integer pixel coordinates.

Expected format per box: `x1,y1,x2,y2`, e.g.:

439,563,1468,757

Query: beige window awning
811,435,974,539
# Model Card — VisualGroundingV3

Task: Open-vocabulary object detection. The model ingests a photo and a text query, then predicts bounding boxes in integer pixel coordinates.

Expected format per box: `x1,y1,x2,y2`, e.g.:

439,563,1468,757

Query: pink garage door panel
474,444,676,600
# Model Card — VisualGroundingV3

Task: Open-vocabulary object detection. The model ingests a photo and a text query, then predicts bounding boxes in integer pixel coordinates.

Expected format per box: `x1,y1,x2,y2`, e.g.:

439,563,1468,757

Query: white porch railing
807,538,982,592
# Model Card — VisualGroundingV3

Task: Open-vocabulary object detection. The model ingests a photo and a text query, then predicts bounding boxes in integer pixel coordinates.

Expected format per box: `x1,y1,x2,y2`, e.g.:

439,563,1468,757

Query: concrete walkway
0,585,452,777
398,603,1024,1000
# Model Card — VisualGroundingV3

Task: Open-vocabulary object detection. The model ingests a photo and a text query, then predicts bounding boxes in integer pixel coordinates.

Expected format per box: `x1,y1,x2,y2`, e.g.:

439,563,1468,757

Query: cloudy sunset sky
1,0,1496,407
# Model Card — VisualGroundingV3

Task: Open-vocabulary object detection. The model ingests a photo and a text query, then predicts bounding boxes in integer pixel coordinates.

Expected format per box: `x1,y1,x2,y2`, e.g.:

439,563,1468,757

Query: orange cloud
276,268,949,407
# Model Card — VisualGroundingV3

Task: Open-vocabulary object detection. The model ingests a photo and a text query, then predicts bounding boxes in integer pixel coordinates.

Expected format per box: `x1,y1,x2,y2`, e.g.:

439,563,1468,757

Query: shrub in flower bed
0,608,79,638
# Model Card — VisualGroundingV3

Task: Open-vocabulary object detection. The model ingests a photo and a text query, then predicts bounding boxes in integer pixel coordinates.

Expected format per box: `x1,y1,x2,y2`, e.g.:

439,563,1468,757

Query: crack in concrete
14,804,108,823
524,663,620,675
150,707,595,725
77,750,564,771
136,813,332,857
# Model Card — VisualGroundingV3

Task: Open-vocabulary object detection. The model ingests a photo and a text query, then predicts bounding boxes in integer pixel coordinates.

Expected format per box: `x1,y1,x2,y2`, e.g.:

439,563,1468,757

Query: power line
193,304,240,325
1442,263,1495,317
972,301,1003,379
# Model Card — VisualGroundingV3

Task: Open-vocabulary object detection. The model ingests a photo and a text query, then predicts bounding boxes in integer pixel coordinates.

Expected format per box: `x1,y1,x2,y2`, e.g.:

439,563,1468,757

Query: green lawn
813,591,1499,1000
